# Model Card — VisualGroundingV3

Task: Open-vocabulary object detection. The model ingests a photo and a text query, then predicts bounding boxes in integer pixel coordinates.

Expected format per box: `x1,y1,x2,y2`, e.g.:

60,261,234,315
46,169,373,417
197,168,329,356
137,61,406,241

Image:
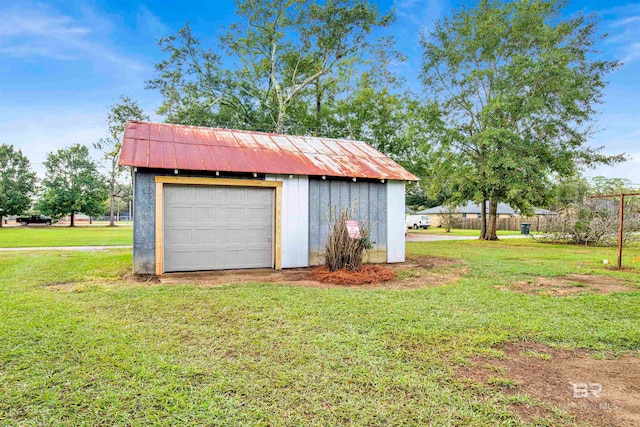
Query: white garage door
163,184,274,272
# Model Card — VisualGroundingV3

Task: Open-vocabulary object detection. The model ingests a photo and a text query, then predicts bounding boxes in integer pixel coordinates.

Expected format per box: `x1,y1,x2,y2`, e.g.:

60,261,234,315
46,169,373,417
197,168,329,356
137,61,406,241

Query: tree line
0,97,146,227
1,0,630,237
146,0,627,240
0,143,104,226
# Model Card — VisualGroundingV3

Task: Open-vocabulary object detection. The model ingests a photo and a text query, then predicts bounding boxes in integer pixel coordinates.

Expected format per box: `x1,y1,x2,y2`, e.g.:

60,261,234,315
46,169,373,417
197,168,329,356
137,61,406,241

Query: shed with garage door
118,121,419,275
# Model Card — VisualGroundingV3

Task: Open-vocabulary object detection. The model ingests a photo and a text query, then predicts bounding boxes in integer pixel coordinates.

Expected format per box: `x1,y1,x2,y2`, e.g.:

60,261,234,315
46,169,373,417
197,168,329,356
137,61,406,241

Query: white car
405,215,431,229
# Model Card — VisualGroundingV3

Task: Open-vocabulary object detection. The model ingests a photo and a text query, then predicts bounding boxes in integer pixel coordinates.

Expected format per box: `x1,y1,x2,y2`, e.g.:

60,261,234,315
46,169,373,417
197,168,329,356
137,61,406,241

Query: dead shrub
537,198,640,246
322,204,372,271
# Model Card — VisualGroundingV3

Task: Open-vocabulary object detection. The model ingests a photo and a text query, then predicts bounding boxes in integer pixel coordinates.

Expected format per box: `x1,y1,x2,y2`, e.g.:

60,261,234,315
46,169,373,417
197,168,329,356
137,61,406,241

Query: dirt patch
44,281,78,292
400,254,461,269
308,265,396,286
458,342,640,426
497,274,636,296
159,254,467,290
127,273,161,283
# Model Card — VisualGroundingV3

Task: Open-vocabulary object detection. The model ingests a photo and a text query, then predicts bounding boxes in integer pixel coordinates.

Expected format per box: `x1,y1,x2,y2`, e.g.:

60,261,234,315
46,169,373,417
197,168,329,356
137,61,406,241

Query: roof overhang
118,121,420,182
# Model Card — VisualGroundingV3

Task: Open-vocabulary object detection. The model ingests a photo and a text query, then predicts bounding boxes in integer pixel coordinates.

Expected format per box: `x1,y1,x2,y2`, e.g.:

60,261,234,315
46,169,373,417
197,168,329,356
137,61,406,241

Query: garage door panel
164,230,192,246
226,207,248,223
248,206,271,221
169,186,194,201
249,229,271,244
163,184,274,272
165,206,192,224
192,230,218,245
192,207,220,222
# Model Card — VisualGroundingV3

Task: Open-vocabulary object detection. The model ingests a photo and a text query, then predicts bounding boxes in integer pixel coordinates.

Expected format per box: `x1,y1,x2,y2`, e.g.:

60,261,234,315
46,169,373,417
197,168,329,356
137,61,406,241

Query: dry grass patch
457,342,640,427
496,274,637,296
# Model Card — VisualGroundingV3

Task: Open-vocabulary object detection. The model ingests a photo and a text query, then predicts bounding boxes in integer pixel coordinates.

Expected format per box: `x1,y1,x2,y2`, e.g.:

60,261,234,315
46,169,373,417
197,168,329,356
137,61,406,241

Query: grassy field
0,226,133,247
411,227,522,236
1,240,638,425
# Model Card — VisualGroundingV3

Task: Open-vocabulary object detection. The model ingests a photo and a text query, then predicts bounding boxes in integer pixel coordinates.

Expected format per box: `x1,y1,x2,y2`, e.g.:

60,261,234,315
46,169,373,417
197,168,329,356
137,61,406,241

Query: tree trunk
70,211,75,227
276,104,286,134
315,80,322,137
0,215,3,227
109,180,116,227
484,199,499,240
109,159,117,227
480,199,487,239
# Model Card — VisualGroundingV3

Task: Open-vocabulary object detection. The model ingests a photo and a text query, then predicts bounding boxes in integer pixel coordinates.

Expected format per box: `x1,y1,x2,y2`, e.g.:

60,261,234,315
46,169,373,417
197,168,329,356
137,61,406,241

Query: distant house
417,201,555,228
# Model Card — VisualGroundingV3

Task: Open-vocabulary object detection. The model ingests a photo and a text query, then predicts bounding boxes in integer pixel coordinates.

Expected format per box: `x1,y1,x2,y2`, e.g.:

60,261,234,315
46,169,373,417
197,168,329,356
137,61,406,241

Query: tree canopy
94,95,147,226
147,0,433,175
420,0,624,240
0,144,37,226
148,0,393,135
38,144,109,226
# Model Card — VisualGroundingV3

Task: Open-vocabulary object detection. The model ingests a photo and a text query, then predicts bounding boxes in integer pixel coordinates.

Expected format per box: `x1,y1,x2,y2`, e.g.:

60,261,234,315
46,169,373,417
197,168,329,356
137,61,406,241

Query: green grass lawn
0,226,133,247
1,240,638,425
410,227,523,236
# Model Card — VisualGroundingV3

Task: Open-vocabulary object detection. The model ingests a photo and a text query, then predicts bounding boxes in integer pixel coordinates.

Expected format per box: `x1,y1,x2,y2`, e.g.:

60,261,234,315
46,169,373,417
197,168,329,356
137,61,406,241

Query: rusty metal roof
118,121,419,181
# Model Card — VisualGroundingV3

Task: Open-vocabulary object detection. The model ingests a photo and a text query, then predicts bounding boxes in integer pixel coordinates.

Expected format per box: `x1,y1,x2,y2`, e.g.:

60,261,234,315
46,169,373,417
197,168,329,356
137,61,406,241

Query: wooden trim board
274,185,283,270
154,176,282,275
155,176,283,188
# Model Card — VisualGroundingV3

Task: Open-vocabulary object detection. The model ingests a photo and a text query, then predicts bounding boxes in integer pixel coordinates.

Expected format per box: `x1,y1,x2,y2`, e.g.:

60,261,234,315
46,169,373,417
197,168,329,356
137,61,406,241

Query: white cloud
622,43,640,64
610,15,640,27
0,2,145,70
394,0,444,28
600,4,640,64
137,5,169,39
0,44,78,61
0,13,90,37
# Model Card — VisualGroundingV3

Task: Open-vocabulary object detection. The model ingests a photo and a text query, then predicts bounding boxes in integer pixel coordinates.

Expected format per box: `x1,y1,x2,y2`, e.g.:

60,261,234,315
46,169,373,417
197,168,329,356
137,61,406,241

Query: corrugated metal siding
266,175,309,268
132,171,156,274
386,181,406,263
119,121,419,181
308,179,387,265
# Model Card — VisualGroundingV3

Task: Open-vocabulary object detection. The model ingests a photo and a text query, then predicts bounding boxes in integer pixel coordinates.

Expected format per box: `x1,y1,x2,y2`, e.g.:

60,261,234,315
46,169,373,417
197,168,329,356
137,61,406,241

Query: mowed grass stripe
0,226,133,248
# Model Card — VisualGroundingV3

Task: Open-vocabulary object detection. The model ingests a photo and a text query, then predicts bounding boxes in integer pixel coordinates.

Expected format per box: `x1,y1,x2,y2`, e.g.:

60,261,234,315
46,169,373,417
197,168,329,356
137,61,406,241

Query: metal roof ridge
144,137,384,157
127,120,373,146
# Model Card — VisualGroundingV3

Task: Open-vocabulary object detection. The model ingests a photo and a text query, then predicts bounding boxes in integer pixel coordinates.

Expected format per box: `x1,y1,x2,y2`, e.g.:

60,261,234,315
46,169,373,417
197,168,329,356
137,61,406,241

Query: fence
451,216,551,231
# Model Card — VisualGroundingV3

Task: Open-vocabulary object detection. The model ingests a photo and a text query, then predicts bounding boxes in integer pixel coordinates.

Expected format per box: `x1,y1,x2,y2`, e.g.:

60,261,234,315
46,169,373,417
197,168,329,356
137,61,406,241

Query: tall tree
38,144,108,227
94,96,148,226
590,176,634,195
0,144,37,227
548,174,591,210
148,0,393,134
420,0,624,240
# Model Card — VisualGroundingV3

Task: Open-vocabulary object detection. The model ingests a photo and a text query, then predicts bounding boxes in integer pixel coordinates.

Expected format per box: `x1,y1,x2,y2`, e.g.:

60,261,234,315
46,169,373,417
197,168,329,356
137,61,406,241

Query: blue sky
0,0,638,184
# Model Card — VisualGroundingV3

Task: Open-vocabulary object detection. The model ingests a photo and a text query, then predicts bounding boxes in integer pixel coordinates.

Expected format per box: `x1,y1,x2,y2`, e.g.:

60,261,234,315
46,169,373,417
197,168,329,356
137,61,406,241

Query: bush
537,198,640,246
323,204,372,271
